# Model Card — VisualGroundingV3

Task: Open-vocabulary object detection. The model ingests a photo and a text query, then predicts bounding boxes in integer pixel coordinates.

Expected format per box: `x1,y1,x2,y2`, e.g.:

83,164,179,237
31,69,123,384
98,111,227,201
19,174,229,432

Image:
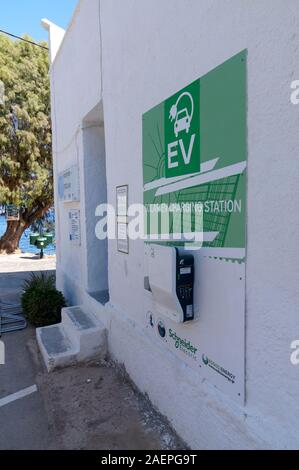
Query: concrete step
61,306,107,361
36,324,78,372
36,305,107,372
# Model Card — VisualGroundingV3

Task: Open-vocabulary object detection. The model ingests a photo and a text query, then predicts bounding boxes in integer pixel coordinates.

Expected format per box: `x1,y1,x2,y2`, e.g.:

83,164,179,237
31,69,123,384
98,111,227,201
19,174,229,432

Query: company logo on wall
146,311,155,329
153,317,199,360
202,354,209,366
169,329,198,360
201,354,236,384
157,320,166,339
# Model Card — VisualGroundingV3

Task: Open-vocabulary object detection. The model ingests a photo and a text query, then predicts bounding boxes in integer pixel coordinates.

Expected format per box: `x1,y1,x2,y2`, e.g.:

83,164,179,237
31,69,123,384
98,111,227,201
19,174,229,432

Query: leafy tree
0,33,52,253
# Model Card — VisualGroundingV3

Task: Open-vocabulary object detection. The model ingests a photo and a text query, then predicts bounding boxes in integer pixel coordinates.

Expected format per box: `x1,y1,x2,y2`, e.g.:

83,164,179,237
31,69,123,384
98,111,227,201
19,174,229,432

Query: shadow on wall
82,101,109,299
57,268,82,307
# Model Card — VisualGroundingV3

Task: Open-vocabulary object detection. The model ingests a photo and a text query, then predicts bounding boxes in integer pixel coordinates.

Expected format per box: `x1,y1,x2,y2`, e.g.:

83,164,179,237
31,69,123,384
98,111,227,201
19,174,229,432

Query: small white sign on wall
116,185,129,254
58,165,80,202
69,209,81,245
117,223,129,254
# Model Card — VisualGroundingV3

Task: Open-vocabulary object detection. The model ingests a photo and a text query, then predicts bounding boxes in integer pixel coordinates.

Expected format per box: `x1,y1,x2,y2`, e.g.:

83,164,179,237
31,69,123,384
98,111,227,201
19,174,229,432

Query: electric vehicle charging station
143,51,247,403
147,244,194,324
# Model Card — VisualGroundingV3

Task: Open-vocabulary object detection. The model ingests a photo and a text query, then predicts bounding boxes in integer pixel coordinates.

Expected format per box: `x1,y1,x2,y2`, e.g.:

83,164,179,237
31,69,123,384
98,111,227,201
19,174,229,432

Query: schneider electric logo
168,329,198,358
202,354,235,384
202,354,209,366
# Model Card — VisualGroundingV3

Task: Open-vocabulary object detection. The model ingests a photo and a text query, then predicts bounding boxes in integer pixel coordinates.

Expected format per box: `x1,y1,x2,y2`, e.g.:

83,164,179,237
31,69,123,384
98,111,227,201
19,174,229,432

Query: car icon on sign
174,108,191,137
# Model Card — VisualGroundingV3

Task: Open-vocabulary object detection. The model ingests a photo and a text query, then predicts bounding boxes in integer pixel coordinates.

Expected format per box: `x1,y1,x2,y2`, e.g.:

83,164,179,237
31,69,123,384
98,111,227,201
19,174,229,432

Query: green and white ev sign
143,50,247,249
165,79,200,178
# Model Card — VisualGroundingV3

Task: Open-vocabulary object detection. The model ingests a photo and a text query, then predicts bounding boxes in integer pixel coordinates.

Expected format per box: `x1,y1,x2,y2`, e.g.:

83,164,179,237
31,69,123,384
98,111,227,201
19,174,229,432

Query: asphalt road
0,259,57,450
0,327,56,450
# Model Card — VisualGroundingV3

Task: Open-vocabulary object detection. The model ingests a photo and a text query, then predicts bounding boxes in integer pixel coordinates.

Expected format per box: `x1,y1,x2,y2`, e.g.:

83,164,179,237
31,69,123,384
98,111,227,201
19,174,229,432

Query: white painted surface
147,244,184,323
41,19,65,63
145,255,245,404
46,0,299,449
0,385,38,408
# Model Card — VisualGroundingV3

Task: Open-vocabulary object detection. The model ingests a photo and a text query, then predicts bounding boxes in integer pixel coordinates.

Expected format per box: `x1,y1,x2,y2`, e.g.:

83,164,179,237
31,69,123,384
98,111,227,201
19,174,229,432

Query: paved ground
0,257,186,450
0,252,55,304
0,252,56,274
0,328,56,450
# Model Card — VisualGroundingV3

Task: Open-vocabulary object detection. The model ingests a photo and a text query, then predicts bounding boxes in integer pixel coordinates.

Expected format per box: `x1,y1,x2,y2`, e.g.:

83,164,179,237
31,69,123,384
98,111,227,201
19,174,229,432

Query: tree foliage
0,33,52,252
0,33,52,208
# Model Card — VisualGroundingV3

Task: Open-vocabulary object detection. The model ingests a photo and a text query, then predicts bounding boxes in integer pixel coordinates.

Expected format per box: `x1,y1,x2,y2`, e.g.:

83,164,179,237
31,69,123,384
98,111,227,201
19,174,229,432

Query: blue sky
0,0,78,42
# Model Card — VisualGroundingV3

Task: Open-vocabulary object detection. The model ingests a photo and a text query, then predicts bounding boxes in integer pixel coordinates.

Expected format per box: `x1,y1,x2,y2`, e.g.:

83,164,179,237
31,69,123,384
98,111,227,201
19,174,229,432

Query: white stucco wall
48,0,103,304
48,0,299,449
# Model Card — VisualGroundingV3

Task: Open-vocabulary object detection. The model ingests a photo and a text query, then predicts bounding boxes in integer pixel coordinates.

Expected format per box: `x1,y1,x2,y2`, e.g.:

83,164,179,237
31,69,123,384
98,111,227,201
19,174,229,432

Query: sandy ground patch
31,344,187,450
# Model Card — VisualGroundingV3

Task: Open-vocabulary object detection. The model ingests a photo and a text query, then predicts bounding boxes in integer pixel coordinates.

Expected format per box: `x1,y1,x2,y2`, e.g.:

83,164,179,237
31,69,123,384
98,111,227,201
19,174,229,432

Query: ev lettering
167,134,196,169
165,80,200,178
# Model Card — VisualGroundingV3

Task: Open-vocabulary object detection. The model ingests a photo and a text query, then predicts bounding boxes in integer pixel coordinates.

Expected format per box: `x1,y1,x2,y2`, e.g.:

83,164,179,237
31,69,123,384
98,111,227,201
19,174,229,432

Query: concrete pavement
0,252,56,274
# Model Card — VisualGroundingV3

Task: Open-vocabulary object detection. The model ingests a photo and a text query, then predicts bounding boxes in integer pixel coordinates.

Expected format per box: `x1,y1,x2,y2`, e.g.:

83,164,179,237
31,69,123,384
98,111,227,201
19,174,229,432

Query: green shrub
22,272,66,327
